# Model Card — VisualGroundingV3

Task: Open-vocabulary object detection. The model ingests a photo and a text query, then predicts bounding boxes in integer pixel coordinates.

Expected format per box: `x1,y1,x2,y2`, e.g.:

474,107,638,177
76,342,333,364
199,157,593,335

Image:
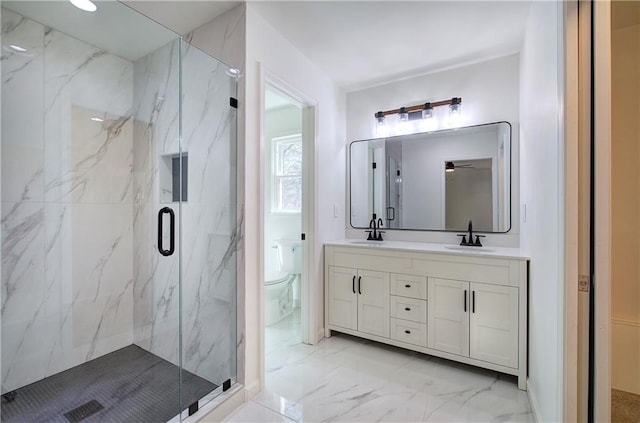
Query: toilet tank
275,239,302,274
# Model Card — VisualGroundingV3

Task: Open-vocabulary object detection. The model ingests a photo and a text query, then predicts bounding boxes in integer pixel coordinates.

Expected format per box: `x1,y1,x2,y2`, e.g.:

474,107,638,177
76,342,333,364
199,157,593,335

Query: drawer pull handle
404,330,411,334
405,284,411,288
404,307,411,311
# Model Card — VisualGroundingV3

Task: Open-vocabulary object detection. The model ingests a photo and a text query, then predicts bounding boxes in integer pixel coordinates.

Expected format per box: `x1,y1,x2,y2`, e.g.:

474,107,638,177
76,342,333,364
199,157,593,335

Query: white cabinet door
357,269,390,338
328,266,357,330
427,278,469,357
469,282,519,368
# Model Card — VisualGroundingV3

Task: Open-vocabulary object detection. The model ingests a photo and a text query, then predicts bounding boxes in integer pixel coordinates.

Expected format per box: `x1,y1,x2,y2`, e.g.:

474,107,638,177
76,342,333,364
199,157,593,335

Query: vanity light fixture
375,111,385,125
445,161,455,172
69,0,97,12
373,97,462,123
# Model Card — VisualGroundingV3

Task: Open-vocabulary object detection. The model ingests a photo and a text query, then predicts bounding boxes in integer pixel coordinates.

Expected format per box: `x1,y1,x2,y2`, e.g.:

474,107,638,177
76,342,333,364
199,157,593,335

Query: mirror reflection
350,122,511,233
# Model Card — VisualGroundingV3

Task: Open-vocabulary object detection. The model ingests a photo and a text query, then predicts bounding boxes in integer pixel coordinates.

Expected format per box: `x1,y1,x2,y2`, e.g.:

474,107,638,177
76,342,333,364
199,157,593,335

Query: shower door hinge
578,275,590,292
230,97,238,108
222,379,231,391
301,233,306,241
372,162,377,169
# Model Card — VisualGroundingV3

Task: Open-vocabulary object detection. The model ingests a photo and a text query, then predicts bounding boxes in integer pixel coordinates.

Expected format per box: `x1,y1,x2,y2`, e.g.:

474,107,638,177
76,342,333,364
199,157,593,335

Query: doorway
590,1,640,421
261,82,314,395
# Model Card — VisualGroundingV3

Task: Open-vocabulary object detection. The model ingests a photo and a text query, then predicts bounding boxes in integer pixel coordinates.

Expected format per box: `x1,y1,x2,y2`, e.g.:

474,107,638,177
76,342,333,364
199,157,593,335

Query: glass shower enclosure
1,1,237,421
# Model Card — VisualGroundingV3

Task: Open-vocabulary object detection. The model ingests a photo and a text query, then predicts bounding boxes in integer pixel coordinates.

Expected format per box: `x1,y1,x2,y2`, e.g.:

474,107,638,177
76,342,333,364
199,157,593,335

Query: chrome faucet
457,220,485,247
366,214,385,241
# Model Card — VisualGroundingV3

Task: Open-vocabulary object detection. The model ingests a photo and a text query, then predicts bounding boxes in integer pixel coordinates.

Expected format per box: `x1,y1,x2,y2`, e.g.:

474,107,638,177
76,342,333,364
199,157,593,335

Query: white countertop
325,239,530,260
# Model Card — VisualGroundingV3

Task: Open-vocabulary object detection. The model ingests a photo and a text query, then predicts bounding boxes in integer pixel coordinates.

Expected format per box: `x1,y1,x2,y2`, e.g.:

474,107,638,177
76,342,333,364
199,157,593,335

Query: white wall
401,129,498,229
244,3,345,393
346,54,520,247
611,7,640,395
519,1,564,421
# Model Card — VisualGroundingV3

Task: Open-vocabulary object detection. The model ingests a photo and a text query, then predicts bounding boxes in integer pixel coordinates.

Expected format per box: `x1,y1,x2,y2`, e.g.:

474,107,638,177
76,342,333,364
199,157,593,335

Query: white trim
527,378,542,423
593,0,612,421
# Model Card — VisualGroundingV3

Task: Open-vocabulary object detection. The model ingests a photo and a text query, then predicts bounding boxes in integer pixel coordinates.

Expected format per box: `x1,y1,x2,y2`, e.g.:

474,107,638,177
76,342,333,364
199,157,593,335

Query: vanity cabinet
428,279,519,368
324,242,528,390
327,266,390,338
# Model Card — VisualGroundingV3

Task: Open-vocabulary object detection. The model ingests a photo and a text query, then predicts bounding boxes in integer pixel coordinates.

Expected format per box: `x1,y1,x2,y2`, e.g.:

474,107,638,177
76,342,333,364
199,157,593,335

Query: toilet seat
265,271,290,286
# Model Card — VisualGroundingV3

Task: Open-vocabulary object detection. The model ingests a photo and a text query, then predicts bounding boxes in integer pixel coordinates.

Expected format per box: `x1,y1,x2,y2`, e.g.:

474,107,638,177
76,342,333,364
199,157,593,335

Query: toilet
265,239,302,326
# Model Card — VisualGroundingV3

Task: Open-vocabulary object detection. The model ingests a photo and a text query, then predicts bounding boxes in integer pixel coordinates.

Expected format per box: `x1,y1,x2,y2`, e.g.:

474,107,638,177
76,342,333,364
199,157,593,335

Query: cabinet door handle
358,276,362,295
352,276,356,294
404,330,411,334
404,307,411,311
464,290,467,312
472,290,476,313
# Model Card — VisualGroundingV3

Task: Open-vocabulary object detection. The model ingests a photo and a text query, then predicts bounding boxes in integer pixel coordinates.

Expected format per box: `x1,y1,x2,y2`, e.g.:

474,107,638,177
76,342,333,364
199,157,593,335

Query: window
272,135,302,213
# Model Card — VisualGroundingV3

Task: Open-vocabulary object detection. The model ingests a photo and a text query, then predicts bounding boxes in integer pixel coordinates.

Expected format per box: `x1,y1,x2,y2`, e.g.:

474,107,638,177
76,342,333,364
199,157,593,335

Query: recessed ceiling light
90,117,104,122
69,0,97,12
9,44,27,52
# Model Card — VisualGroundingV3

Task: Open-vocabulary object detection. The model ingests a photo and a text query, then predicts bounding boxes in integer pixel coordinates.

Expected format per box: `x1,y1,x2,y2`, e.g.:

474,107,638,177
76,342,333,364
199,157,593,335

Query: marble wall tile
1,10,135,393
132,40,181,366
1,201,46,391
44,29,133,204
1,9,45,203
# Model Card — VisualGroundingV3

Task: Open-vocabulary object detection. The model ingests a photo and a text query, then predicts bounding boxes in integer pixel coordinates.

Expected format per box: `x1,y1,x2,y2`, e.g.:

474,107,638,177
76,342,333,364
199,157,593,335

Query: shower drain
63,399,104,422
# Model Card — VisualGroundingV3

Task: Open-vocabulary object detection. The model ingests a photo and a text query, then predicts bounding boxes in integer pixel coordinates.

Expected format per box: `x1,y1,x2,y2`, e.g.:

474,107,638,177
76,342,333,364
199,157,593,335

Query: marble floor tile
240,313,533,422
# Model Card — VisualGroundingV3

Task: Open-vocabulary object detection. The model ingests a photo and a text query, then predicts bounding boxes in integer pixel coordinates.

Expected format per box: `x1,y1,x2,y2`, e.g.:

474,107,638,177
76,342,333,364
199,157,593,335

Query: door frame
257,64,318,360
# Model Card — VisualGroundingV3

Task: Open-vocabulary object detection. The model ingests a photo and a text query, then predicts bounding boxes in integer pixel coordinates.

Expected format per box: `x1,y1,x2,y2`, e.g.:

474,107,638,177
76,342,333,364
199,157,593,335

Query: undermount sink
445,245,496,253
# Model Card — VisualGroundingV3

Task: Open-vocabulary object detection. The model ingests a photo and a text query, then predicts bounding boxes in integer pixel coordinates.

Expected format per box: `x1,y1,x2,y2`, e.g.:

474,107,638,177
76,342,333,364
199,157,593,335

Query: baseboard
527,378,542,423
611,319,640,394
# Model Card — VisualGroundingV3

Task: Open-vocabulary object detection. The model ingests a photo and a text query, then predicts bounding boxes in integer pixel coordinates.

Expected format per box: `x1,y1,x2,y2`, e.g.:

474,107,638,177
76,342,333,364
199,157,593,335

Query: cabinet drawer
390,273,427,299
390,296,427,323
390,318,427,347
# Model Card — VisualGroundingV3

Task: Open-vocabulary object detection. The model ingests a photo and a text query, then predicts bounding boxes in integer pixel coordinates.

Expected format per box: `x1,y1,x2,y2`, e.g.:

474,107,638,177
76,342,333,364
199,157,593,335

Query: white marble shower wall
132,41,237,384
1,9,134,393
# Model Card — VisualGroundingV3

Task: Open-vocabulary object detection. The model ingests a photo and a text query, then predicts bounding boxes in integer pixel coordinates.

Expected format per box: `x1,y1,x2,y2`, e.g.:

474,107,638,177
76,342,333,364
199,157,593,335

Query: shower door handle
158,207,175,257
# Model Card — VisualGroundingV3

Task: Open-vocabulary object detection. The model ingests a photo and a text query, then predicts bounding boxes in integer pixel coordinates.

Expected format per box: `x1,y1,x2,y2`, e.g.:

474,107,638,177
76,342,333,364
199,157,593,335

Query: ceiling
3,0,241,61
251,1,532,91
122,1,241,35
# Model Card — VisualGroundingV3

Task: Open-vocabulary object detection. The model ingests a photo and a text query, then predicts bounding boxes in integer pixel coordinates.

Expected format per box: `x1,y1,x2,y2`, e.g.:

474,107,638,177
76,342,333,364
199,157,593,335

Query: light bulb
422,102,433,119
398,107,408,122
445,161,455,173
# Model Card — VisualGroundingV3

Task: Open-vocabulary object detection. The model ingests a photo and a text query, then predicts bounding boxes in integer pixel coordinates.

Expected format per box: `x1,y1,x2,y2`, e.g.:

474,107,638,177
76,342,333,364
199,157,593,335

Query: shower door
176,40,238,416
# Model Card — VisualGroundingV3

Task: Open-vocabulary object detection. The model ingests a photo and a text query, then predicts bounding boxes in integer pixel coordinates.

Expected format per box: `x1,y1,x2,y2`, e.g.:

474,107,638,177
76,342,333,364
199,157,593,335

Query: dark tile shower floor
1,345,217,423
